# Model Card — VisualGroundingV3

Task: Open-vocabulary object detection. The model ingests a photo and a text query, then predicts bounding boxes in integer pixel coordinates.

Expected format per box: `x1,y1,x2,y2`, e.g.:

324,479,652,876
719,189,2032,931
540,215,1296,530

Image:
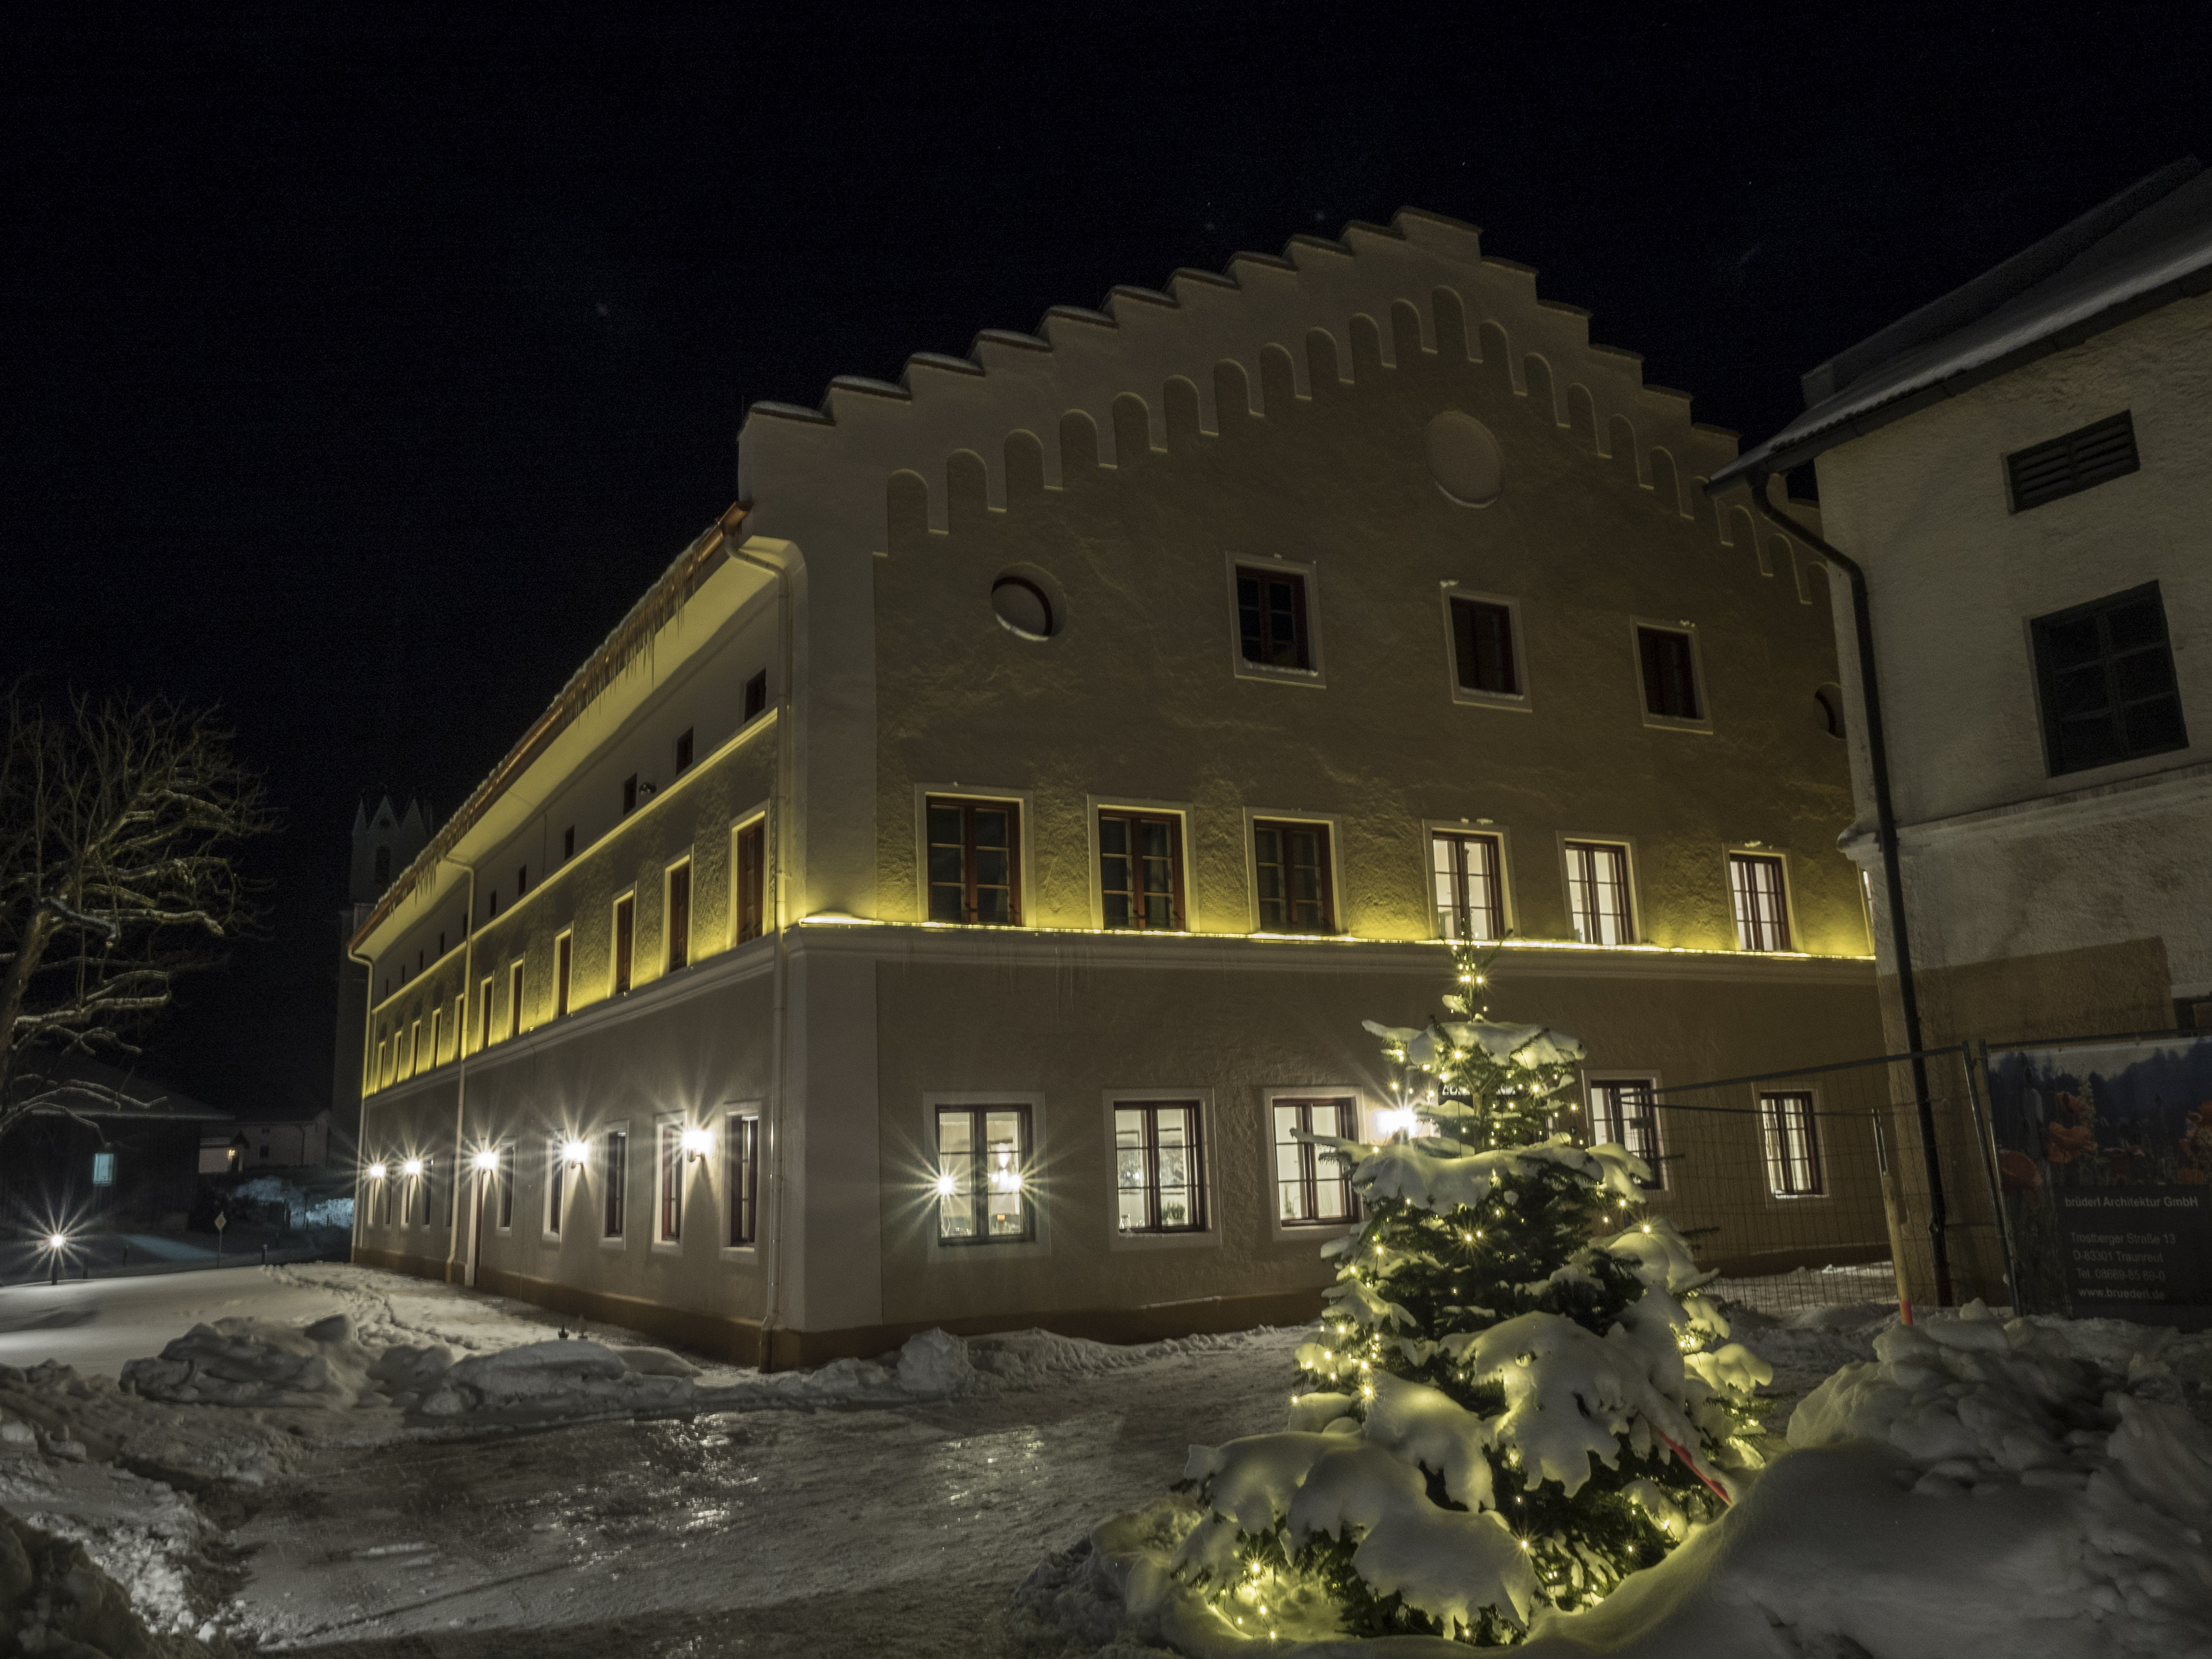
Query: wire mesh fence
1607,1046,2005,1317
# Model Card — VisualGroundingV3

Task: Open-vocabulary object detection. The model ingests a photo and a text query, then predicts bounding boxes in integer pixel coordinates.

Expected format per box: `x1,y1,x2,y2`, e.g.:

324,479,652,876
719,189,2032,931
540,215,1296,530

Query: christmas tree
1171,943,1772,1645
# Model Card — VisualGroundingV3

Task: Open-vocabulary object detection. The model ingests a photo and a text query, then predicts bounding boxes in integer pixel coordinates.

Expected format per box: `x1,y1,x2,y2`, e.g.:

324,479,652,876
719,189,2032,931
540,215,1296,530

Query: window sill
598,1235,628,1250
1450,687,1533,713
1109,1226,1220,1252
1640,713,1713,736
1233,660,1328,690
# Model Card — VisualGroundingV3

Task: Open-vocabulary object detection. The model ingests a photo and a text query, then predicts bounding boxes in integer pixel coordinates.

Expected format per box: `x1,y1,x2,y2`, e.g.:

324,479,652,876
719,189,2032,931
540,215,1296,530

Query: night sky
6,5,2207,1118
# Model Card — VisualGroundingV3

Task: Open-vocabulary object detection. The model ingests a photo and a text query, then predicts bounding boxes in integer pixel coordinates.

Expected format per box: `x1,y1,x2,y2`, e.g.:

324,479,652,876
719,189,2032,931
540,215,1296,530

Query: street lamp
46,1232,66,1287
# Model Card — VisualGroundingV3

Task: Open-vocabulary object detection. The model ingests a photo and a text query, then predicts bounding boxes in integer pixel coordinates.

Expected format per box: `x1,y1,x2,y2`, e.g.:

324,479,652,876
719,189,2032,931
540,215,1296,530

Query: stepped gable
740,207,1806,582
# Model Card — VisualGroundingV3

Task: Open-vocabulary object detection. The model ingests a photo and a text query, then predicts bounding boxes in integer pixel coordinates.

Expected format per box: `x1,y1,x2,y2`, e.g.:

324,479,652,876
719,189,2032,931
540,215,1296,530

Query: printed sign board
1985,1033,2212,1330
91,1152,115,1187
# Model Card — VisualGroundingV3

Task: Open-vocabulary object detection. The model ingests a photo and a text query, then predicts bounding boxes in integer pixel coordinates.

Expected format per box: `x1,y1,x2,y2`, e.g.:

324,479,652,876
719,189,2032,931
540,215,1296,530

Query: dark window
1273,1097,1358,1224
374,845,391,886
613,895,634,993
744,670,768,721
1114,1102,1206,1233
487,890,498,920
507,961,524,1039
991,576,1055,639
478,976,493,1048
1253,820,1333,932
736,822,766,942
554,933,572,1017
2007,411,2139,513
1729,853,1792,952
516,864,527,898
1564,841,1633,945
1431,831,1504,941
604,1129,628,1237
674,727,694,773
563,825,576,861
666,863,691,971
659,1124,683,1242
416,948,424,972
1814,686,1845,738
2031,583,2188,775
1450,597,1520,696
728,1115,759,1246
623,774,639,815
1098,811,1184,930
1760,1091,1823,1197
1587,1079,1665,1190
497,1145,515,1229
438,932,446,957
934,1105,1034,1243
1236,567,1311,670
926,799,1020,925
1637,627,1702,721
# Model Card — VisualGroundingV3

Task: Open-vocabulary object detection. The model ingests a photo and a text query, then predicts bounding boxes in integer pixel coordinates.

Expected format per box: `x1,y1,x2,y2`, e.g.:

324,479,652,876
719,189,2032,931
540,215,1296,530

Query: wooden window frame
1250,817,1337,934
1270,1095,1360,1228
2030,582,2189,777
1111,1099,1209,1235
1096,808,1187,932
734,818,766,944
1584,1073,1666,1191
924,795,1023,926
1759,1090,1825,1198
931,1102,1036,1247
1442,589,1530,709
544,1138,566,1240
1430,828,1506,942
726,1112,760,1248
601,1126,629,1241
656,1120,684,1245
666,858,692,973
1562,838,1635,945
1728,851,1794,953
1630,618,1711,733
612,892,635,994
1226,553,1326,687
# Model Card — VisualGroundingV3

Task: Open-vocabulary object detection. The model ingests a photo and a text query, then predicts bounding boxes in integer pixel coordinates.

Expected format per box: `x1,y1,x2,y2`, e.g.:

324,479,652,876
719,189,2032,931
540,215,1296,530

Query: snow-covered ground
2,1265,2208,1657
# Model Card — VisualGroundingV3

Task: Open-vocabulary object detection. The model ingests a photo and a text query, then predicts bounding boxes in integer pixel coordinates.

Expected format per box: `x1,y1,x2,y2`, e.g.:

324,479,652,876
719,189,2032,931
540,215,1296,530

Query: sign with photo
1984,1033,2212,1329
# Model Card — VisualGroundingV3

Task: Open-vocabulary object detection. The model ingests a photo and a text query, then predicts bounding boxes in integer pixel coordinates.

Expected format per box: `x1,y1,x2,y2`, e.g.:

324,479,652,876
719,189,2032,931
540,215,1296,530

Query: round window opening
1426,410,1504,507
992,575,1057,641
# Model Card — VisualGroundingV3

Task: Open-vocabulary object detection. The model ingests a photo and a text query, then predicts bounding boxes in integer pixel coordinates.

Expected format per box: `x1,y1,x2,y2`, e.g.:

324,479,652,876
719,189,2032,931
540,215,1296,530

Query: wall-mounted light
933,1171,957,1197
1374,1107,1418,1142
367,1162,389,1181
403,1158,425,1178
472,1148,500,1174
681,1125,714,1162
561,1139,590,1168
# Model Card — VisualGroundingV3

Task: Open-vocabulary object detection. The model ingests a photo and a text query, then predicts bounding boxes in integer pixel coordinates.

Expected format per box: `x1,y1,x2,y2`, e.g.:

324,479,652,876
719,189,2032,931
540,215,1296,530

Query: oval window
1426,410,1504,507
992,576,1056,641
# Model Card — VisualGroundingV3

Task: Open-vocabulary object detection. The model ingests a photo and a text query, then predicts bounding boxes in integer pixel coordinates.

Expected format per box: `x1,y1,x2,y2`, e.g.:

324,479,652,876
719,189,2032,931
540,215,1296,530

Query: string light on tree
1168,940,1772,1645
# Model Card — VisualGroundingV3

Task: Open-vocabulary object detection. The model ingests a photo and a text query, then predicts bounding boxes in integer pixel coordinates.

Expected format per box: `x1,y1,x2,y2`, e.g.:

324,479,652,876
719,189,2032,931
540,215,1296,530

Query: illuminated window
612,894,634,993
927,799,1020,925
1564,841,1633,945
1449,597,1520,697
735,821,766,942
1760,1091,1823,1197
2031,583,2187,775
666,861,691,971
1586,1078,1665,1190
554,932,572,1017
1431,830,1504,941
1099,811,1183,930
1114,1102,1206,1233
1236,566,1310,670
603,1129,628,1238
657,1123,683,1243
1273,1098,1357,1225
1637,626,1702,721
934,1105,1033,1244
507,960,524,1040
1253,821,1333,932
727,1114,759,1246
1729,853,1792,952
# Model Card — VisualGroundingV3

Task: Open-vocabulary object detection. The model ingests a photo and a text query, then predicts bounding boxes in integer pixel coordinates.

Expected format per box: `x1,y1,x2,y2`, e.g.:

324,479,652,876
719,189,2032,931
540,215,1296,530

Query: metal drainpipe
443,861,478,1286
1727,474,1952,1305
730,536,793,1370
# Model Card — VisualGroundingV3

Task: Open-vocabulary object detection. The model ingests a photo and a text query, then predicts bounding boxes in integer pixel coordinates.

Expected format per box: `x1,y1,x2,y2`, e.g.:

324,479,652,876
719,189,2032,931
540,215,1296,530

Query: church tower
333,795,432,1135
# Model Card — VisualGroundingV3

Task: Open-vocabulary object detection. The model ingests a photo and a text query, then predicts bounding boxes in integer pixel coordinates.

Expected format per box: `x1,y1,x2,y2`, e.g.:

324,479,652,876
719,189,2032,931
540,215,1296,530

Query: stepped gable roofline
739,206,1748,539
1716,157,2212,485
347,506,748,955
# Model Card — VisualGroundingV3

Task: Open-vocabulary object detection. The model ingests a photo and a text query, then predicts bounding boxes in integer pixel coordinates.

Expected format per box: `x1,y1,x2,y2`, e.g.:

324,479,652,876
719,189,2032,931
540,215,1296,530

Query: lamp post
46,1233,65,1287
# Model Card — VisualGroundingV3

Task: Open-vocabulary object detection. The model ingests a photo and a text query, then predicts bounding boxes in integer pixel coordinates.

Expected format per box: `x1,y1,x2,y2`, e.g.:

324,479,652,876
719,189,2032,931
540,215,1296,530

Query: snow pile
1034,1303,2212,1657
0,1508,225,1658
121,1314,381,1408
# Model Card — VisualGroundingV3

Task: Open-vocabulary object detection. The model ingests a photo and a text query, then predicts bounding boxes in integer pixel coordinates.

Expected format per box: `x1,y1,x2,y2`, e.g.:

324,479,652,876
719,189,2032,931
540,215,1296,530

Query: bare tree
0,687,274,1144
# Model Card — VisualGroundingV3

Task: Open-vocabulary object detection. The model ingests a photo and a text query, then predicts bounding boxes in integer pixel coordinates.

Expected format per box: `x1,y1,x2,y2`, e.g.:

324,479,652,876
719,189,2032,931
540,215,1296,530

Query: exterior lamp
1374,1107,1418,1141
46,1232,66,1286
561,1139,590,1167
472,1148,500,1173
933,1171,957,1197
402,1158,425,1178
680,1125,714,1162
367,1162,388,1181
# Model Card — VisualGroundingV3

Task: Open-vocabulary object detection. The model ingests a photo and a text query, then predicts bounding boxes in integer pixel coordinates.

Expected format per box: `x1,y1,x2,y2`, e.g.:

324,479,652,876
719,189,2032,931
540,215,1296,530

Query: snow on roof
1714,158,2212,485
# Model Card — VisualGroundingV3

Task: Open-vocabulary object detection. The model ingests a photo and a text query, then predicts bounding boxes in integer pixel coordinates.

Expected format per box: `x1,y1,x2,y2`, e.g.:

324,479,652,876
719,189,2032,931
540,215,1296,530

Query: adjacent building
350,209,1882,1363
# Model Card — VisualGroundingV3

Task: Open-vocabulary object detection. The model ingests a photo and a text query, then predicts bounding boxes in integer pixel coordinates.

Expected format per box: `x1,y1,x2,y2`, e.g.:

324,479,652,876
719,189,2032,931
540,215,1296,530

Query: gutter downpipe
444,860,478,1286
729,530,794,1371
1724,473,1952,1304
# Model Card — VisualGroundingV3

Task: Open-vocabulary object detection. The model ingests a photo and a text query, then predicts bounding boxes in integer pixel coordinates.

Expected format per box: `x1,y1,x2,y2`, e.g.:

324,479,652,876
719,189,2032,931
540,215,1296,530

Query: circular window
991,575,1057,641
1426,410,1503,506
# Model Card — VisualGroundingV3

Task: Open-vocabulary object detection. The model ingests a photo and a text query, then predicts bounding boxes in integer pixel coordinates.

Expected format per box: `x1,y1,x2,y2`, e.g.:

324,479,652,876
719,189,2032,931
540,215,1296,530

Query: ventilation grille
2006,411,2138,512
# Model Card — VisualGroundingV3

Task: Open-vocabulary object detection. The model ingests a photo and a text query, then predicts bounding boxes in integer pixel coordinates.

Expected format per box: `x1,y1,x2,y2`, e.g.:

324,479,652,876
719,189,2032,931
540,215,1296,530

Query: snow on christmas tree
1169,943,1774,1646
